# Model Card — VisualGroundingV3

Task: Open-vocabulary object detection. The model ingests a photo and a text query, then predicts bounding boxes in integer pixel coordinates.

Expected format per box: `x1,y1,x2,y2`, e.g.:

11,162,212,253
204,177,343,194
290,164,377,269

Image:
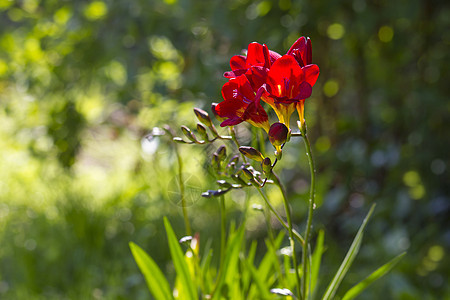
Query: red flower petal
303,64,320,86
222,76,255,103
223,69,246,78
287,36,306,56
220,117,243,127
296,81,312,100
267,55,304,99
243,98,269,126
215,95,246,119
287,37,307,67
230,55,246,71
269,50,281,63
244,66,268,91
306,37,312,65
246,42,270,68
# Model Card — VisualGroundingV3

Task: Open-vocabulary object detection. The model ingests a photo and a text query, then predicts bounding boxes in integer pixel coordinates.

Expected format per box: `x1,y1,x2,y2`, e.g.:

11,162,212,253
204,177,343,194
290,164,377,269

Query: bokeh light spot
428,245,444,262
315,136,331,153
105,60,127,86
257,1,272,16
279,0,291,10
84,1,108,20
403,170,425,199
323,79,339,97
0,59,8,76
403,170,420,187
378,26,394,43
327,23,345,40
54,7,72,25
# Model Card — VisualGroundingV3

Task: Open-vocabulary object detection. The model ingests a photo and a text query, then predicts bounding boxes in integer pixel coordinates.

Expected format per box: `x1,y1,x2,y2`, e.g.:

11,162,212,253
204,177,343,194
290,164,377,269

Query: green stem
219,194,226,269
229,126,248,164
263,199,286,286
174,144,192,236
300,123,316,299
256,188,304,245
273,172,302,299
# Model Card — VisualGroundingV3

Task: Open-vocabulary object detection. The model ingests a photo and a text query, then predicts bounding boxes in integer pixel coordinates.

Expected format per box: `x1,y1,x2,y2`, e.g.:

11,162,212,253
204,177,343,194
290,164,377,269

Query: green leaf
129,242,174,300
257,232,284,281
212,223,245,300
243,256,272,299
201,249,214,294
322,204,376,300
164,217,198,300
247,232,285,299
311,229,325,296
242,241,258,293
342,252,406,300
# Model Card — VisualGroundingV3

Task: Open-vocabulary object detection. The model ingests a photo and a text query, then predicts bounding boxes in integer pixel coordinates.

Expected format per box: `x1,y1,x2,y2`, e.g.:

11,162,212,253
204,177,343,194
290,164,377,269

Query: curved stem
174,144,192,236
273,172,302,299
229,126,248,164
256,188,304,245
300,123,316,299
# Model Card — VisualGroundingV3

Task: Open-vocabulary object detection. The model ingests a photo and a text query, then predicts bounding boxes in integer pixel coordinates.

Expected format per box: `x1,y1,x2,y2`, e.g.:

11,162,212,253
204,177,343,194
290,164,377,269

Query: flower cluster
213,37,320,146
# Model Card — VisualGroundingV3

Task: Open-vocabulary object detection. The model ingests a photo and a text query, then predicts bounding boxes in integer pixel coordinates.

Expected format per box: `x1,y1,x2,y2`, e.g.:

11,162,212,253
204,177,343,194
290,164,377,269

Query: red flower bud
268,122,289,147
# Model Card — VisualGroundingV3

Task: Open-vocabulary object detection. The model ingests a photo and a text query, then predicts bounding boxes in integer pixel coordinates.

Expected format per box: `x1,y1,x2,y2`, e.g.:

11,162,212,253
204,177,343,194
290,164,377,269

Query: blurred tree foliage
0,0,448,299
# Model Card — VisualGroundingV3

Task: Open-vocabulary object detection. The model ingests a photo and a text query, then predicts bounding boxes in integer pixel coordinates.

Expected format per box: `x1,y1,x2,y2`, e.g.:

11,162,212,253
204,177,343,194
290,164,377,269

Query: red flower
214,75,270,131
224,42,280,91
262,52,319,127
216,36,319,132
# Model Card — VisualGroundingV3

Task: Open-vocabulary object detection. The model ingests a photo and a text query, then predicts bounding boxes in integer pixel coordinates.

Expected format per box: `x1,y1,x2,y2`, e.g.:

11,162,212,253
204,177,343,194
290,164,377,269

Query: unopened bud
193,108,213,127
242,168,254,181
173,137,188,144
231,174,248,186
262,157,272,174
239,146,264,162
162,125,175,137
215,145,227,161
252,204,263,211
275,150,282,160
179,236,193,244
181,126,198,143
202,189,230,197
212,189,229,197
268,122,289,147
211,153,220,170
196,123,209,141
216,180,232,189
270,288,294,297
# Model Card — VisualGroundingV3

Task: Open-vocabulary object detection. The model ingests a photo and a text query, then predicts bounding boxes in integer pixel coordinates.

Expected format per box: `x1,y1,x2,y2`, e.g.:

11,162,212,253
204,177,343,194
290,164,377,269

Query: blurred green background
0,0,448,299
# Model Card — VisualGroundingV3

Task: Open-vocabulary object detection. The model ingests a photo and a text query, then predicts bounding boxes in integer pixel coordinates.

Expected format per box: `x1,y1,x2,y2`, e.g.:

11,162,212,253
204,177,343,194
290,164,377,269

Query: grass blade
257,232,284,280
342,252,406,300
322,204,376,300
129,242,174,300
311,229,325,296
212,223,245,300
243,256,272,299
164,217,198,300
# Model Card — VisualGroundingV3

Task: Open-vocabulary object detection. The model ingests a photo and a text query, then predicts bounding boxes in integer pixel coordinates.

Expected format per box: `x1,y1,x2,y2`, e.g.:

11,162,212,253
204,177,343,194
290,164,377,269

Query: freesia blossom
262,54,319,127
215,36,319,133
214,74,270,131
